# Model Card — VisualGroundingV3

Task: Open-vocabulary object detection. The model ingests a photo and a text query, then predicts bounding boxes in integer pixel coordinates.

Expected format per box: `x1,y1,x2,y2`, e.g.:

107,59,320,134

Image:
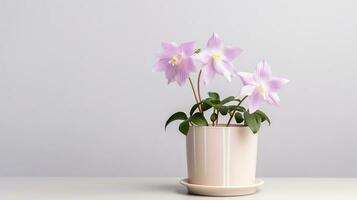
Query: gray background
0,0,356,177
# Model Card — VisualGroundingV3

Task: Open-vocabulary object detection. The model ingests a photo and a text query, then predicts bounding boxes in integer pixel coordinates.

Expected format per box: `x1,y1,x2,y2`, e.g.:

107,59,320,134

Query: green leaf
165,112,188,130
219,106,229,115
211,99,220,104
210,113,218,122
228,105,246,112
244,111,262,134
204,98,220,108
191,113,209,126
190,101,213,116
208,92,220,100
228,105,237,112
236,106,246,112
255,110,271,125
190,103,200,116
220,96,235,105
254,114,262,133
179,120,190,135
202,102,212,111
235,112,244,123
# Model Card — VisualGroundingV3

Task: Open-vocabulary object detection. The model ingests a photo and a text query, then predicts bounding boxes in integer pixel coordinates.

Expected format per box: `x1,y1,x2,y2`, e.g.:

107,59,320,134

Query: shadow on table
147,182,188,195
147,182,263,198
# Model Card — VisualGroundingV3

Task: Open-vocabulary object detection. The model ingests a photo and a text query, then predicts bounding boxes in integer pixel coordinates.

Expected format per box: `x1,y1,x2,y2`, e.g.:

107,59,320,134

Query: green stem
212,108,216,126
197,70,203,113
188,77,202,113
226,95,248,126
215,109,219,126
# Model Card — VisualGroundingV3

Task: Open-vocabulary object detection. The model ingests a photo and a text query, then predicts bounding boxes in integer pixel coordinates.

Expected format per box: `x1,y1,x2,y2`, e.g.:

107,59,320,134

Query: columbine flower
238,60,289,113
154,42,196,86
197,33,243,84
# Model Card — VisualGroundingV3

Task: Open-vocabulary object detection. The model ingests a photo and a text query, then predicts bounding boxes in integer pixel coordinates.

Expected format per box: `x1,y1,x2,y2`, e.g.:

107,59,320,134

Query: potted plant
153,33,289,196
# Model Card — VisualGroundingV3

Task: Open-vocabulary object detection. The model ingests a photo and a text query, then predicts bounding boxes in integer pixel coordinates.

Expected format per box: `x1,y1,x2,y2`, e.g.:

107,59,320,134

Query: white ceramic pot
186,125,258,186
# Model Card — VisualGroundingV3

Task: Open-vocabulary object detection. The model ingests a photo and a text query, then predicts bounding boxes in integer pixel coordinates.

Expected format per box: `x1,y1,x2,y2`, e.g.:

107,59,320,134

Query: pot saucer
180,178,264,196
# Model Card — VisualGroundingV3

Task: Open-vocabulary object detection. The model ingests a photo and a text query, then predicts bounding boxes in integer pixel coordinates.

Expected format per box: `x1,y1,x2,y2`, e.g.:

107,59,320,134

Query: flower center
212,51,223,62
168,55,182,66
258,83,268,95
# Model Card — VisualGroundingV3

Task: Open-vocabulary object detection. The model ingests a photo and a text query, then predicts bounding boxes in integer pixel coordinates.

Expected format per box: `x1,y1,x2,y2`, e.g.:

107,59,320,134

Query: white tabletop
0,177,356,200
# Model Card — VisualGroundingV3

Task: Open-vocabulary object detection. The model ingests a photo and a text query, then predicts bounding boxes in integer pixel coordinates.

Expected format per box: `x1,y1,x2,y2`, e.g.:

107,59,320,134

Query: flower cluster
154,33,243,86
154,33,289,134
238,60,289,113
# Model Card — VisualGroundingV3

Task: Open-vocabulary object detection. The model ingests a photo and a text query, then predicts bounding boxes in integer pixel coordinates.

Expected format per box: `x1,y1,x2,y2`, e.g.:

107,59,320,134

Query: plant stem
226,95,248,126
216,109,219,126
197,70,203,113
188,77,202,113
212,108,216,126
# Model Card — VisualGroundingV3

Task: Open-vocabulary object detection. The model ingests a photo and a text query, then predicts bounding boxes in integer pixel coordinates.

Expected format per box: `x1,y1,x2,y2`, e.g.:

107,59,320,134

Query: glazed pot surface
186,125,257,186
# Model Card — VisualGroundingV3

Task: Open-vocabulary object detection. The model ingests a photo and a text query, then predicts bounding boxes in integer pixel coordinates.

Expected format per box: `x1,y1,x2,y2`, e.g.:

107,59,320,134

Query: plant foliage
165,92,271,135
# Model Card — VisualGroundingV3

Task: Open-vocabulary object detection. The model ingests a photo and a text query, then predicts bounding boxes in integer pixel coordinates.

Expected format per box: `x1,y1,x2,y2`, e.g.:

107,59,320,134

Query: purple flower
197,33,243,84
154,42,196,86
238,60,289,113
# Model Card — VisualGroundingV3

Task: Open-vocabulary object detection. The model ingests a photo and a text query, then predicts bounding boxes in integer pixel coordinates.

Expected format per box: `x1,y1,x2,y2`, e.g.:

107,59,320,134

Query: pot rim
190,124,248,129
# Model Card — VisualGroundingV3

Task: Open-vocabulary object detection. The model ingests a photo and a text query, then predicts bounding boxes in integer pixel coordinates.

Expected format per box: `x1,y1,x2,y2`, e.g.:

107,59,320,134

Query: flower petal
161,42,178,50
266,92,280,106
175,71,188,86
248,91,263,113
255,60,272,81
213,61,232,81
153,58,170,72
194,50,210,64
164,66,177,84
201,64,216,85
240,85,256,96
207,33,222,49
224,47,243,61
161,42,178,56
267,77,289,92
180,42,195,56
222,60,237,75
181,58,195,73
237,72,257,85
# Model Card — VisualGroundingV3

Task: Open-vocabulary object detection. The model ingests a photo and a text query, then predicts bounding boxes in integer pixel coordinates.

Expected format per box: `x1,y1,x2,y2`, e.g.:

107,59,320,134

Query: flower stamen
259,83,268,95
169,55,182,66
212,51,223,62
